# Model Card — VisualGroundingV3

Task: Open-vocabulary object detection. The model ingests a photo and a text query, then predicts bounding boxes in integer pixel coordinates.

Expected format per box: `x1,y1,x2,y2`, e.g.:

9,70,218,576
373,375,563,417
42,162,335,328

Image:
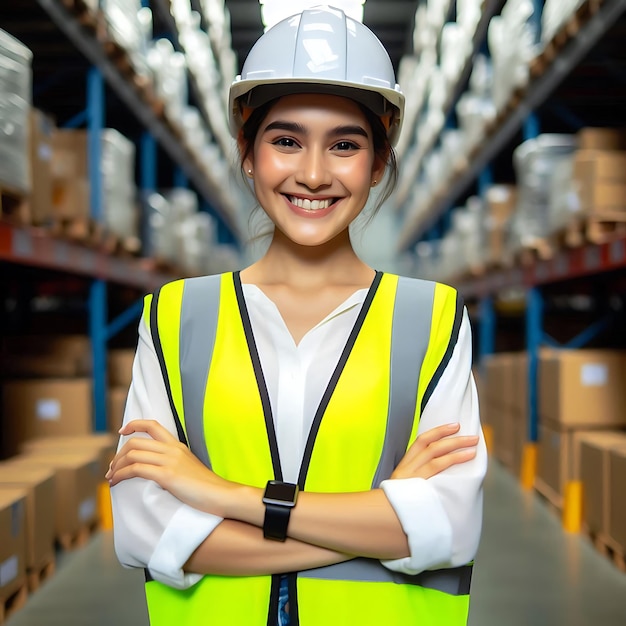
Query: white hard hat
228,5,405,145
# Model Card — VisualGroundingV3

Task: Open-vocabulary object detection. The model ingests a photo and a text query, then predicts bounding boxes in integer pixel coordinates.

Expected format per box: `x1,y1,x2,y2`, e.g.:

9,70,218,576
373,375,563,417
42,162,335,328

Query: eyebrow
263,120,369,139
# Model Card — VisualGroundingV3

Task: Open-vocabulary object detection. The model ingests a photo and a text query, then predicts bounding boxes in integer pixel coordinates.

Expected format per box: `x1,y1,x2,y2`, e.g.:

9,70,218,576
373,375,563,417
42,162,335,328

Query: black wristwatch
262,480,299,541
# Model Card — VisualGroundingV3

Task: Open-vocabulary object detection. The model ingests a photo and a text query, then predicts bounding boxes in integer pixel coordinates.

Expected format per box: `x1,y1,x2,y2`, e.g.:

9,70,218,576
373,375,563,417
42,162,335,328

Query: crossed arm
109,312,485,582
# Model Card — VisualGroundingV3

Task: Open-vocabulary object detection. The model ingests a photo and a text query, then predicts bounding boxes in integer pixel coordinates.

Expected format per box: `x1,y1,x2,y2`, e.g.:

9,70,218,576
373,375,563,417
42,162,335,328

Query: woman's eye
274,137,298,148
334,141,359,151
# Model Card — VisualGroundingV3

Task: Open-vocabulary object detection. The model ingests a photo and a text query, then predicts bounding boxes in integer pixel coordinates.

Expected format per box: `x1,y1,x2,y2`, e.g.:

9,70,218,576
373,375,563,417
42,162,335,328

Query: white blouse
111,282,487,589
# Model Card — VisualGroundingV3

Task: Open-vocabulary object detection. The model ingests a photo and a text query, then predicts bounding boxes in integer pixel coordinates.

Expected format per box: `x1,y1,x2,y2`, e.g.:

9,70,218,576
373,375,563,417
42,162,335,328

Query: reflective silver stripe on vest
299,559,472,596
179,275,222,469
371,277,435,488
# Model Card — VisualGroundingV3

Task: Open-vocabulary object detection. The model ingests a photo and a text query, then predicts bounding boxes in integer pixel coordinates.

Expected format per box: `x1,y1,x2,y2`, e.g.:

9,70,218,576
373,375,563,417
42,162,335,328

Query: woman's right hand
390,423,479,481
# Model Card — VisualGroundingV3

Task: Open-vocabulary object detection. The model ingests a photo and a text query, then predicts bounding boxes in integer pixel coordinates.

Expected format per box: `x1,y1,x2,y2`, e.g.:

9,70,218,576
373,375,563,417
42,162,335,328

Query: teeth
289,196,333,210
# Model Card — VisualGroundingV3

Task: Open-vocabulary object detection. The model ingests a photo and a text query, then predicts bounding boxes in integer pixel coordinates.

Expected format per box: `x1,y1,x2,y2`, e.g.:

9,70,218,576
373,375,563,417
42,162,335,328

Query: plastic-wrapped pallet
414,240,440,282
547,157,578,234
541,0,587,46
101,129,139,240
147,39,188,124
101,0,152,79
0,29,32,194
178,211,217,275
144,192,177,265
488,0,541,114
456,54,496,157
509,134,577,255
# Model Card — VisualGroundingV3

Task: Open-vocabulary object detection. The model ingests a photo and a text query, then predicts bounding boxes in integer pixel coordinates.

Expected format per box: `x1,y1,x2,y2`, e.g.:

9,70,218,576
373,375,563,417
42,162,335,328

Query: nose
296,147,332,190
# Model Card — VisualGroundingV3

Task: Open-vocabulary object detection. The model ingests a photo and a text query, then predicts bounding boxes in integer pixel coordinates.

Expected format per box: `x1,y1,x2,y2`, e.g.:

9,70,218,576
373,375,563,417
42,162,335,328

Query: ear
237,129,254,177
371,152,388,186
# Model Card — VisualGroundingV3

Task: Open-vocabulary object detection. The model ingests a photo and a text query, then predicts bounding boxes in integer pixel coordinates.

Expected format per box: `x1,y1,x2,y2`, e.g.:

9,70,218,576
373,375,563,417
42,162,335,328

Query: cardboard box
12,452,100,540
577,128,626,151
576,181,626,213
579,432,626,536
537,423,597,497
538,350,626,428
0,463,55,569
51,178,90,220
29,109,54,225
511,410,527,479
20,434,117,478
0,488,27,598
51,129,88,179
2,334,92,376
573,150,626,183
107,349,135,389
107,387,127,435
609,445,626,551
2,378,93,456
0,353,81,379
493,405,514,470
486,185,517,223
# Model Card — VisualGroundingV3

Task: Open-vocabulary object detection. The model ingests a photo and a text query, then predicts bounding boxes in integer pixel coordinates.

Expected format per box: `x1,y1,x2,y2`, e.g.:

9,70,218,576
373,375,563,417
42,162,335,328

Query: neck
248,229,374,289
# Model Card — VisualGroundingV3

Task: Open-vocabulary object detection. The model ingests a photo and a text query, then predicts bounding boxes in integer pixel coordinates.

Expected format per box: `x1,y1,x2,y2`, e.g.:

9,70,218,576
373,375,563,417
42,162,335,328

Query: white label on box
0,555,18,587
38,144,52,161
581,363,608,387
36,398,61,421
79,497,96,523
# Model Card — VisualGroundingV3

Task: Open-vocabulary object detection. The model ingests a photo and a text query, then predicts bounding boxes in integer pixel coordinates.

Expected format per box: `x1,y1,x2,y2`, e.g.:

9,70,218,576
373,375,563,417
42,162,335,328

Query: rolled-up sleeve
380,308,487,575
111,315,222,589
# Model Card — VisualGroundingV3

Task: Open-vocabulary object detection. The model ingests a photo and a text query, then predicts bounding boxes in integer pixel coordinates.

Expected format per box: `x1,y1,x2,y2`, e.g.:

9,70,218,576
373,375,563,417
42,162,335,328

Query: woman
108,6,486,626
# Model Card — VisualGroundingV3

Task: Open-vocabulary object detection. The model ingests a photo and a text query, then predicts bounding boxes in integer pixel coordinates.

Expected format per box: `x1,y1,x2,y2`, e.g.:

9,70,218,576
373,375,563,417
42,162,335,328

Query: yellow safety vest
142,271,472,625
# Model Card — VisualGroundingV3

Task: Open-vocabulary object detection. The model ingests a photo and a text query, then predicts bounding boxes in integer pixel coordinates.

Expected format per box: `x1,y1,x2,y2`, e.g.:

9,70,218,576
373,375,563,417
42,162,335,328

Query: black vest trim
297,271,383,489
150,286,188,447
233,271,283,482
420,292,465,413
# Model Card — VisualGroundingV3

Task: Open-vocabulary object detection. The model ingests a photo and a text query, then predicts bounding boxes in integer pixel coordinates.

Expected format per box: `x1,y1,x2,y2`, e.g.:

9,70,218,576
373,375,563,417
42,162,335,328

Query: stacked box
572,147,626,215
578,432,626,540
0,29,32,194
107,349,134,434
20,434,117,479
482,353,517,470
1,334,92,378
9,452,100,543
0,488,27,600
609,446,626,554
0,463,55,571
484,185,517,267
50,129,90,220
537,350,626,501
1,379,93,458
28,109,54,224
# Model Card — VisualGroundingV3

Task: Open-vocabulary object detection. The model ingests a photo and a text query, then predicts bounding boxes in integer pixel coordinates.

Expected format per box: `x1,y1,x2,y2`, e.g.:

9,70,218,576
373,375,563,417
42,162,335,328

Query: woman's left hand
106,419,235,517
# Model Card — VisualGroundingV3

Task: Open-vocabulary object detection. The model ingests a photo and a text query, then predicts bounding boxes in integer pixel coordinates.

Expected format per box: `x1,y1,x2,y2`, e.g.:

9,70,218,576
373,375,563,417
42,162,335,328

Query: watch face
264,481,298,506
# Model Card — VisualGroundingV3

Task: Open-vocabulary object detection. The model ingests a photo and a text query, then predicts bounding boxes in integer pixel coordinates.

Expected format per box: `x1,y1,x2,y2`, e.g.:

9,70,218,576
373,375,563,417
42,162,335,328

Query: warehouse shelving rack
0,0,242,436
398,0,626,248
395,0,626,521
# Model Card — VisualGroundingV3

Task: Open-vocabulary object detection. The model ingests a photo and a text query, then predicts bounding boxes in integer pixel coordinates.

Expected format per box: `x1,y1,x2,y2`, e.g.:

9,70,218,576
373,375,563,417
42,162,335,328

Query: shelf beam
453,235,626,299
0,223,177,291
398,0,626,251
35,0,241,239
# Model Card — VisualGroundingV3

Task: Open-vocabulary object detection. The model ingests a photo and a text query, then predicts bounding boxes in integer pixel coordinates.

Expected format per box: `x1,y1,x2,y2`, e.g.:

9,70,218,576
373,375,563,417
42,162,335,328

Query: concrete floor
6,461,626,625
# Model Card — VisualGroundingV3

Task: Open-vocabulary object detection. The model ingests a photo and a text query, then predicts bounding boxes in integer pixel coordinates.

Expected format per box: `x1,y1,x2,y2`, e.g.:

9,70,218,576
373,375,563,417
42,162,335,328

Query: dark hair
237,95,398,221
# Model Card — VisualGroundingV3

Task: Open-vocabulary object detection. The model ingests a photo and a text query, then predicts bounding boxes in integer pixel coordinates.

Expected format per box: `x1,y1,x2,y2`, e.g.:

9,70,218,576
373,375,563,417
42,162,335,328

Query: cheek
334,155,374,190
254,145,292,180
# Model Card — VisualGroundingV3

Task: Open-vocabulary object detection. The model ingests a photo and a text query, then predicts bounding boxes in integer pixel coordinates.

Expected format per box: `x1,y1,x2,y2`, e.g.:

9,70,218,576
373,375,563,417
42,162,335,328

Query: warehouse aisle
6,461,626,626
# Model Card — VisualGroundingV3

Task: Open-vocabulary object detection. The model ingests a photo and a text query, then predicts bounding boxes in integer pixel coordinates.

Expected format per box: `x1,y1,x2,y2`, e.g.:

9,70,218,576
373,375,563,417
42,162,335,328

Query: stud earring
372,179,377,186
247,169,253,176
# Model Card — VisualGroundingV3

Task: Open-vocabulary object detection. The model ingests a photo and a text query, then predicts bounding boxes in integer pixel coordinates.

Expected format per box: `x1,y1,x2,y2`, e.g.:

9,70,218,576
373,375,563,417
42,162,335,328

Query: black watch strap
263,502,292,541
